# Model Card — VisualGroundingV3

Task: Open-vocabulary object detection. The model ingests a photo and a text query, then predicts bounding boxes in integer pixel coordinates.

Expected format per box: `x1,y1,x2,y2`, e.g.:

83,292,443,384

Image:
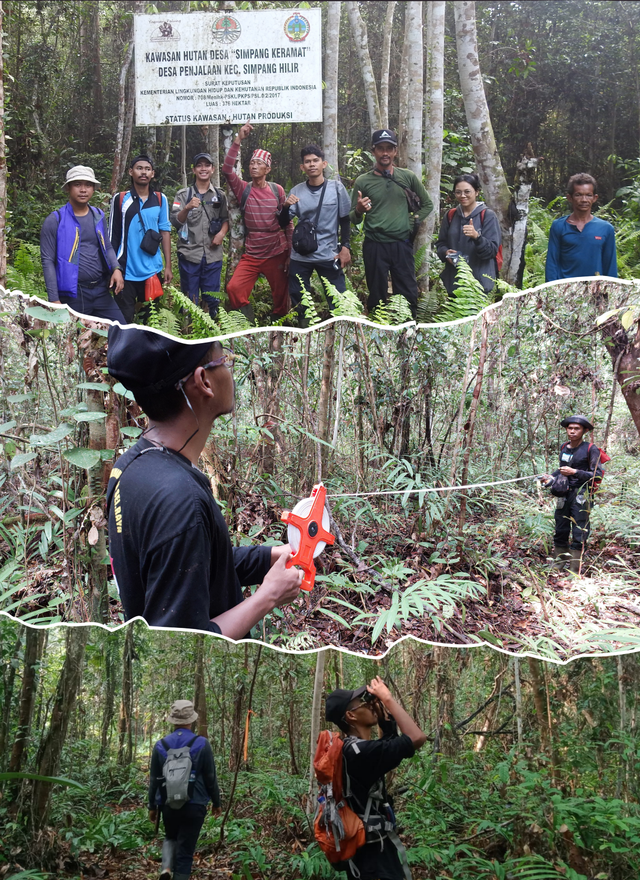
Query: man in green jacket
350,130,432,318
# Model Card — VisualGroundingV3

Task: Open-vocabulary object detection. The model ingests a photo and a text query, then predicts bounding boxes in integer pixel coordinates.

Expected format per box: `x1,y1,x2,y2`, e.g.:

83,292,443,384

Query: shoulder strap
480,209,486,224
240,182,252,214
447,208,456,222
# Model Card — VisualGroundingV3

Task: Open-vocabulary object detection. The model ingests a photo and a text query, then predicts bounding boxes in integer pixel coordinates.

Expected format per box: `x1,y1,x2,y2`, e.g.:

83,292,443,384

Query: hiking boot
159,838,176,879
237,303,255,325
551,544,571,569
569,547,585,574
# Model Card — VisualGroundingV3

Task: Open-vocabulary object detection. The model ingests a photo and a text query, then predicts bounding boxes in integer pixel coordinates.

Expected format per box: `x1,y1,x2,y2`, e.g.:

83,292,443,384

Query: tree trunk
317,324,336,479
8,627,45,775
110,40,135,192
397,13,409,168
307,651,326,814
433,647,457,758
117,625,135,766
596,285,640,440
379,2,396,128
404,2,423,178
194,634,209,739
322,1,341,177
0,629,23,765
505,145,541,286
223,124,244,281
346,1,381,131
207,124,220,186
331,325,346,448
454,1,513,272
32,626,88,826
458,314,489,530
527,657,559,779
0,0,6,287
99,638,117,761
419,0,445,248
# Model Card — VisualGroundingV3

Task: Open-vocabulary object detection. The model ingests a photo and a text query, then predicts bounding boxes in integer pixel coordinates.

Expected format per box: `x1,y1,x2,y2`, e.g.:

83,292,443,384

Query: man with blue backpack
148,700,220,880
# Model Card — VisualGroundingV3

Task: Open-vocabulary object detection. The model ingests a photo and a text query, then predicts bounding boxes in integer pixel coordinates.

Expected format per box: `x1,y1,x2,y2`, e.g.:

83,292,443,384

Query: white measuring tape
325,474,545,500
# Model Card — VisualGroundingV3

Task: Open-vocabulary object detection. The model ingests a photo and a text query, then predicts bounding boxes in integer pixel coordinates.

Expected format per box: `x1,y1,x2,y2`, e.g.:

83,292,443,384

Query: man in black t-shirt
542,414,604,573
325,677,427,880
106,326,303,636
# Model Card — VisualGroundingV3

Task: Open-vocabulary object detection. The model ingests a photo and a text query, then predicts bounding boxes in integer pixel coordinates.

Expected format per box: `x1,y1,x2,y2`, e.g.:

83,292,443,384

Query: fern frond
299,281,321,326
170,288,222,337
216,307,252,335
372,294,413,325
435,257,489,322
329,283,364,318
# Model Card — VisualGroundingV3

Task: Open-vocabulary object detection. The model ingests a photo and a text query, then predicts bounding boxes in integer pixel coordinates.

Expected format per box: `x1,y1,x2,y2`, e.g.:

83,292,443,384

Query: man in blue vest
40,166,125,321
545,174,617,281
149,699,220,880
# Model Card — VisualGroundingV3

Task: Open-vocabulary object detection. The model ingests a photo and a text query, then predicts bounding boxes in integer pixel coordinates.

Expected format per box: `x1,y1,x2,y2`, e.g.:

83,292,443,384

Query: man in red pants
222,120,292,323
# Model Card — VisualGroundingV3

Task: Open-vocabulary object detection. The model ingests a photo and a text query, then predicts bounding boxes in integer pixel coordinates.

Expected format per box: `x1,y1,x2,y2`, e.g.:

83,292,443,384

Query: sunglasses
176,350,235,390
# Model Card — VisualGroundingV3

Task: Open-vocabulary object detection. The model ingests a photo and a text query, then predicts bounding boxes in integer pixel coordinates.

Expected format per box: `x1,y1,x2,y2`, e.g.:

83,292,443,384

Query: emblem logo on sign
151,21,181,42
284,13,310,42
212,14,242,43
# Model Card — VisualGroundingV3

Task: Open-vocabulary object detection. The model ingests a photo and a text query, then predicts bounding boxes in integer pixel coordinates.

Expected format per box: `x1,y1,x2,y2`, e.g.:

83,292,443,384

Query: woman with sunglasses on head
436,173,502,296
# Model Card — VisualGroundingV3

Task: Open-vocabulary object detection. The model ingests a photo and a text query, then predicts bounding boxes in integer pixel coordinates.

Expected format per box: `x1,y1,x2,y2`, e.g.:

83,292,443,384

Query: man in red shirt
222,120,292,322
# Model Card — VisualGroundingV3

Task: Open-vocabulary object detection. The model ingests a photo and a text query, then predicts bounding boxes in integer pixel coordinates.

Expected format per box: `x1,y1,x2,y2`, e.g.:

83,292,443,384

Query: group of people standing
39,125,512,325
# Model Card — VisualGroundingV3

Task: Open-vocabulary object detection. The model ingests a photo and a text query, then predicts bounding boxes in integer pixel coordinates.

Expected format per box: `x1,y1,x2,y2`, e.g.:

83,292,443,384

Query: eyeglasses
176,350,235,389
454,189,475,196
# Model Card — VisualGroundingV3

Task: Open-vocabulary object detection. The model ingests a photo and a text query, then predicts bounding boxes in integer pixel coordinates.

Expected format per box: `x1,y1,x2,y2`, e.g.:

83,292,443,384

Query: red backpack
313,730,366,863
447,207,503,272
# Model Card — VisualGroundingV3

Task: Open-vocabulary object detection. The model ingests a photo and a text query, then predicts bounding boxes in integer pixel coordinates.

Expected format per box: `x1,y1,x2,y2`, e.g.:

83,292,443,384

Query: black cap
193,152,215,165
560,414,594,431
371,129,398,147
107,326,212,395
130,153,154,169
325,686,368,733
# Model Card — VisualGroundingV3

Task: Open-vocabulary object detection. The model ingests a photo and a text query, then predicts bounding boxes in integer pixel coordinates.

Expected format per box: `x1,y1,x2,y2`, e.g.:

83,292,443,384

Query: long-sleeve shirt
552,440,604,493
545,215,617,281
436,202,501,294
221,141,291,259
149,729,220,808
349,167,432,243
41,207,119,301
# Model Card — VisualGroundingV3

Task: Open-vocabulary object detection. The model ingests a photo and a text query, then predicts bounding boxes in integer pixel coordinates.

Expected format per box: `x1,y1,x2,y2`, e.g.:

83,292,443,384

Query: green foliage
436,257,490,322
370,294,413,326
299,282,321,327
328,279,364,318
6,243,46,299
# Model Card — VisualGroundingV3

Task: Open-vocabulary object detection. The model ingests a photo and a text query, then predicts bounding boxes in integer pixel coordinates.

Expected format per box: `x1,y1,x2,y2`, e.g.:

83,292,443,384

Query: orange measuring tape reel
281,483,335,591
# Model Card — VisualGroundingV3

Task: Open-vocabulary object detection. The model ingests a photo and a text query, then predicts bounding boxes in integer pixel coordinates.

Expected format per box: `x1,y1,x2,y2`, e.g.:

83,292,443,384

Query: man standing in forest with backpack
222,119,292,323
350,130,432,319
171,152,229,319
541,414,607,573
109,154,173,323
277,143,352,322
40,165,125,321
545,173,617,281
320,676,427,880
149,700,220,880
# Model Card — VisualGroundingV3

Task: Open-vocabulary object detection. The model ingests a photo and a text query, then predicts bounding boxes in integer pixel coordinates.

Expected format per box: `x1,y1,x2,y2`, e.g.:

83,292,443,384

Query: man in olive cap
106,326,302,636
324,676,426,880
40,165,125,321
149,699,220,880
542,414,604,572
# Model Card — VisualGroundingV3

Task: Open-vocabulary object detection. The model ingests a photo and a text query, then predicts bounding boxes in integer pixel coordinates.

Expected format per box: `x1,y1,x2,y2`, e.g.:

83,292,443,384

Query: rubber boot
569,547,584,574
552,543,571,569
159,838,176,880
173,874,190,880
238,303,255,325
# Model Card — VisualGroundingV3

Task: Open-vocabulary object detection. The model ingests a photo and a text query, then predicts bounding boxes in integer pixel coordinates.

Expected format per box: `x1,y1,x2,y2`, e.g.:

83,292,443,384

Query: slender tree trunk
317,325,336,478
8,628,45,775
379,2,396,128
117,625,135,766
346,2,381,131
99,639,117,761
32,626,88,826
0,629,23,764
505,146,541,286
458,315,489,530
207,124,220,185
433,647,457,758
397,14,409,167
120,69,136,181
223,124,244,280
162,125,173,165
307,651,326,814
513,657,523,749
194,635,209,740
405,2,423,178
454,1,512,271
110,40,134,192
322,1,341,177
331,324,346,448
419,0,445,248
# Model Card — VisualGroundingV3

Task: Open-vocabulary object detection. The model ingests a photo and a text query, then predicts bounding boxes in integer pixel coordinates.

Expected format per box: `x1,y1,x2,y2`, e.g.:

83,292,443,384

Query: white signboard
134,9,322,126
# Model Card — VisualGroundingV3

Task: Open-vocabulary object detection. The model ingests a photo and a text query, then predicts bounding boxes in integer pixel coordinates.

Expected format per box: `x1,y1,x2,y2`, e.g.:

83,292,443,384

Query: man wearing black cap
349,130,432,318
542,414,604,572
109,154,173,324
171,153,229,319
325,676,426,880
149,699,220,880
106,326,303,636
